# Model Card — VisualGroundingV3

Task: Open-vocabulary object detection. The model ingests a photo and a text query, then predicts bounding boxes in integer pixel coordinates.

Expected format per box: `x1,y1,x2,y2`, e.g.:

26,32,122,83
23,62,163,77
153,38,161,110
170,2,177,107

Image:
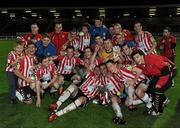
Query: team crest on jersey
87,85,94,92
106,83,114,91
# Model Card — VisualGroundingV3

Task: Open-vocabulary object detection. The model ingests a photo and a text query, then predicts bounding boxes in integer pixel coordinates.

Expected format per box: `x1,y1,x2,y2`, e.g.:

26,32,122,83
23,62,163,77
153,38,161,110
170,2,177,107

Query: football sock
112,102,123,118
127,86,135,106
56,85,76,107
56,99,81,116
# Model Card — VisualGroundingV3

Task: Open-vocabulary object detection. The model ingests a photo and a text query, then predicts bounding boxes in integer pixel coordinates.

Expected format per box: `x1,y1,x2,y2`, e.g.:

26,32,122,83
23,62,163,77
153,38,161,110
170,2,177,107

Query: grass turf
0,39,180,128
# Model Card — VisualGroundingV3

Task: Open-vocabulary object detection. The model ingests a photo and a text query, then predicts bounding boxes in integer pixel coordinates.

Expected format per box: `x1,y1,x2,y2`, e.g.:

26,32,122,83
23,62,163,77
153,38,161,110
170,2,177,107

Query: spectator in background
22,23,42,46
159,27,176,62
134,21,157,54
89,16,110,45
35,34,56,58
49,22,68,55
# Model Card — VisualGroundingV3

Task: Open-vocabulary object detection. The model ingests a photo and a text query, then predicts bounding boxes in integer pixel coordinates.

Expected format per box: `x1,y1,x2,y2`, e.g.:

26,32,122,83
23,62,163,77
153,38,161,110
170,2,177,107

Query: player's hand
26,77,35,83
36,98,41,108
94,45,100,53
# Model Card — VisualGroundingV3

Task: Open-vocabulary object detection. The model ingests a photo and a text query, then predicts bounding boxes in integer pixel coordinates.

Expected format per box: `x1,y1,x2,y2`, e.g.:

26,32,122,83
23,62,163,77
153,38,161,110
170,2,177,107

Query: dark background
0,0,180,35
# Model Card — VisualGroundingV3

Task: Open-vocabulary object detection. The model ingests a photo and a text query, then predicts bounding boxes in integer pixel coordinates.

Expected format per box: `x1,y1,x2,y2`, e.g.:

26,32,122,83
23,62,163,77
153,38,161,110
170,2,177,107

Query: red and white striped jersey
114,65,146,86
135,31,156,54
36,63,57,81
68,38,80,50
79,72,101,99
100,75,122,96
79,33,91,51
56,56,82,75
6,51,22,72
16,55,37,87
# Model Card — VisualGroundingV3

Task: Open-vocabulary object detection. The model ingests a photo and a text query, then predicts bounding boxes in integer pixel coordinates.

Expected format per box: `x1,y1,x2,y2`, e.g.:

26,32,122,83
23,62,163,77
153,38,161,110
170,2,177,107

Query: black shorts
18,86,35,102
70,88,88,108
147,76,172,93
62,73,75,81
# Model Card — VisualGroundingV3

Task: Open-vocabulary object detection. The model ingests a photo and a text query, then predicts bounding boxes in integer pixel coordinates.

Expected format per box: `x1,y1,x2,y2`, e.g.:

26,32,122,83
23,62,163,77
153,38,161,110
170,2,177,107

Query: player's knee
111,96,119,103
135,88,144,98
67,84,78,93
125,98,129,106
77,96,87,104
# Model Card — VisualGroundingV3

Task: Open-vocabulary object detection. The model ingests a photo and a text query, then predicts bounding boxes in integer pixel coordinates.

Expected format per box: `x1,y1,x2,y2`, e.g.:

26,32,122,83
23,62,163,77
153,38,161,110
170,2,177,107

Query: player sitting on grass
35,55,59,107
52,46,83,94
48,66,101,122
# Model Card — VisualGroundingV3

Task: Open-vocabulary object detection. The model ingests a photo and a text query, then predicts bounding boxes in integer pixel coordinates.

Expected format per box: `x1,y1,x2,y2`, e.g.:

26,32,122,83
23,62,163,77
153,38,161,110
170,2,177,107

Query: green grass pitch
0,39,179,128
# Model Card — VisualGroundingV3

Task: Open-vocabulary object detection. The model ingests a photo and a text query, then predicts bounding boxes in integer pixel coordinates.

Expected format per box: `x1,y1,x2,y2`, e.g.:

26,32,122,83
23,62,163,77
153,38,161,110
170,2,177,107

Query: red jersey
49,31,68,55
36,63,57,81
122,29,133,41
137,54,169,76
136,54,172,88
68,38,80,50
79,72,100,99
6,51,22,72
55,56,82,75
23,33,42,46
159,35,176,58
135,31,156,54
16,55,37,87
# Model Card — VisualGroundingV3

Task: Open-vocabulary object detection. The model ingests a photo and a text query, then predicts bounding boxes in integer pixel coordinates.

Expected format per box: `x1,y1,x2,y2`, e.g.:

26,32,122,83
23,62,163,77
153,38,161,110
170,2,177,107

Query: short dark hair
164,27,171,32
66,46,75,51
134,21,142,26
106,60,115,65
82,23,90,29
42,33,50,39
55,22,62,25
95,33,102,39
131,49,145,60
84,46,94,53
14,41,23,47
38,55,48,63
99,62,106,67
121,42,130,49
95,16,103,22
27,42,36,47
31,23,38,26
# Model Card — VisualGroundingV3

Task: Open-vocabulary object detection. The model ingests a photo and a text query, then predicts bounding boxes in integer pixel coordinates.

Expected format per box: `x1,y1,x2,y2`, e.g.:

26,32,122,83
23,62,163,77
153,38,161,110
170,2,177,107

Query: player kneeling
35,56,59,107
48,66,101,122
